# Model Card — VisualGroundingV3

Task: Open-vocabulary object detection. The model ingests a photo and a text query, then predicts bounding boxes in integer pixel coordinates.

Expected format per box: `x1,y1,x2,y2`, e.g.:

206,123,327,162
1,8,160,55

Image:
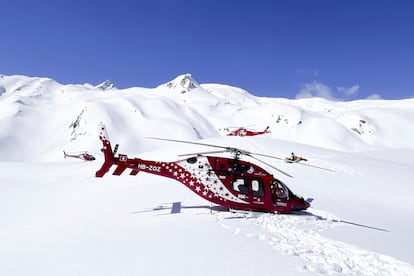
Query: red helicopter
225,126,270,137
95,124,323,213
64,151,96,161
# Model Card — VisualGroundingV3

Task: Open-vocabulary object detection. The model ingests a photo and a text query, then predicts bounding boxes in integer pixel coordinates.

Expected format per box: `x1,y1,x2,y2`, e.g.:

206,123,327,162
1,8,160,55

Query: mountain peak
162,74,201,93
95,80,116,91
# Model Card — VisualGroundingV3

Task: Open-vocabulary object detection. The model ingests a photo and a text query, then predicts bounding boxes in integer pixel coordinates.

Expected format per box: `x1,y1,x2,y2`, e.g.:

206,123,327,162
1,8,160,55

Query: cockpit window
271,180,289,200
186,157,197,164
232,179,248,194
234,164,254,174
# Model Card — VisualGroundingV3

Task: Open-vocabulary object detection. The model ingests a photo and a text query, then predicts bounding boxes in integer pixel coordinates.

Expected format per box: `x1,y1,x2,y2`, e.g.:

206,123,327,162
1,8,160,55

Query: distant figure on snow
287,152,308,163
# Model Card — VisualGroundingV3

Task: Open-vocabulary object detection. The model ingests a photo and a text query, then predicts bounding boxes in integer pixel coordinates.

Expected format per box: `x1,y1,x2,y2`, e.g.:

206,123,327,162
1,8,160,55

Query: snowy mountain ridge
159,73,201,93
1,73,413,161
95,79,116,91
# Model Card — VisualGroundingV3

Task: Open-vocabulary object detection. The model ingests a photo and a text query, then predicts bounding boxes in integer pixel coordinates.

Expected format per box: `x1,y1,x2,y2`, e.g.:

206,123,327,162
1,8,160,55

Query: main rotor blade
247,154,293,178
146,137,228,150
288,161,336,172
178,150,228,157
250,151,286,161
147,137,334,173
225,124,255,129
253,151,335,172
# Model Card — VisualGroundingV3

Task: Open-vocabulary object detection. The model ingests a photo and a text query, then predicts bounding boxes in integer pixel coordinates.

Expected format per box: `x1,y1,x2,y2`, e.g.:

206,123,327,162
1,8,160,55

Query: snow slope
1,73,414,275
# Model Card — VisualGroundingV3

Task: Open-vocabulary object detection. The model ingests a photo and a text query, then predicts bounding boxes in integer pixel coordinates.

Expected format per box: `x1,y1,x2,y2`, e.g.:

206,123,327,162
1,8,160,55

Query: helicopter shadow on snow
132,202,230,216
132,202,269,219
131,203,389,232
132,202,280,220
286,211,390,232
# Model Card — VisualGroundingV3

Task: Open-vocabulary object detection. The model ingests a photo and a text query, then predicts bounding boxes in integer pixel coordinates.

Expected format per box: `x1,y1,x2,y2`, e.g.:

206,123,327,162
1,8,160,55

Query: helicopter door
231,178,265,204
251,179,265,205
231,178,249,200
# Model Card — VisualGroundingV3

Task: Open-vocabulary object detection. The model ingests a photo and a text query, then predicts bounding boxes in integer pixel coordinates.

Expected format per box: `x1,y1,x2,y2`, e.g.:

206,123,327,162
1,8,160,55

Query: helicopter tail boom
96,123,117,177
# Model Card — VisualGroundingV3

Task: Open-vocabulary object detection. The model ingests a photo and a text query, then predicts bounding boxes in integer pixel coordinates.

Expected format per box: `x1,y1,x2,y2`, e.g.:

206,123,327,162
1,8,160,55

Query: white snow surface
1,73,414,275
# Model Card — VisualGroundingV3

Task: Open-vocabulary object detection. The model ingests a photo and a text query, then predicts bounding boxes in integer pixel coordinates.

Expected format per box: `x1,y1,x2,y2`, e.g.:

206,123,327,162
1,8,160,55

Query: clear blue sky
2,0,414,99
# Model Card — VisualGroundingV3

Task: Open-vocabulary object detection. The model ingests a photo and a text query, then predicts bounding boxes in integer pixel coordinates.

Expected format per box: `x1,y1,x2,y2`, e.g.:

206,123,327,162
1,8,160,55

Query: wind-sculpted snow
216,209,414,275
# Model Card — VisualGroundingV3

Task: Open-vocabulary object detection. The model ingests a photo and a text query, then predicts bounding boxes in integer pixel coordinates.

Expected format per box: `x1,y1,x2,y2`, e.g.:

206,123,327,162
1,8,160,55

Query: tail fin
264,126,270,133
95,123,117,177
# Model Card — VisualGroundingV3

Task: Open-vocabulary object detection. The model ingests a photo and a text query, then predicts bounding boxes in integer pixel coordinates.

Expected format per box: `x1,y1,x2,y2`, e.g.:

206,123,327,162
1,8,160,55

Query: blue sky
2,0,414,100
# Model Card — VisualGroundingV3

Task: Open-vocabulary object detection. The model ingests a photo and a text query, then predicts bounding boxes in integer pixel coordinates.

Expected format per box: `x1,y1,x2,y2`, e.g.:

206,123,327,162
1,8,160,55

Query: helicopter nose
292,197,310,211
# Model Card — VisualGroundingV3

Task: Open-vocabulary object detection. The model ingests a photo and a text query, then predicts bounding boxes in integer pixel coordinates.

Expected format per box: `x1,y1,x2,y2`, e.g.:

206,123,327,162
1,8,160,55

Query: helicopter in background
221,126,271,137
95,124,334,213
64,151,96,161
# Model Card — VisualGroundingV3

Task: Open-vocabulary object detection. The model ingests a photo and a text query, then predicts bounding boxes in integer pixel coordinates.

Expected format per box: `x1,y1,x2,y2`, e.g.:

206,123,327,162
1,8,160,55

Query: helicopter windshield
271,180,289,200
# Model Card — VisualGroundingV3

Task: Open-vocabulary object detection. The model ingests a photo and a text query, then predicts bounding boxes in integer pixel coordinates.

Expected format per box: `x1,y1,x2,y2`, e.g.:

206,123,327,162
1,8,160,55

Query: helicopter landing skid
171,202,182,214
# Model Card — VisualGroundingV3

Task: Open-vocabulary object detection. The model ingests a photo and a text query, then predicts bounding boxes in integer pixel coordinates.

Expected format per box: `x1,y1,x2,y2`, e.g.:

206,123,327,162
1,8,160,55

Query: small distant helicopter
63,151,96,161
93,124,334,213
225,126,270,137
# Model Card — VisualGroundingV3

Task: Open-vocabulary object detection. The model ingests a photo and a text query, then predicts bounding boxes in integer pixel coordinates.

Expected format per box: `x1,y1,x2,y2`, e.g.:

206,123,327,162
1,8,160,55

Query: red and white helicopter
94,124,333,213
64,151,96,161
224,126,270,137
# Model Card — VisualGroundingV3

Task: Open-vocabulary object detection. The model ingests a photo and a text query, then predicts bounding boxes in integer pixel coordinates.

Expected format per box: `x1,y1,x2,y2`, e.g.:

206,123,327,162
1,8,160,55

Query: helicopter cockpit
271,180,290,201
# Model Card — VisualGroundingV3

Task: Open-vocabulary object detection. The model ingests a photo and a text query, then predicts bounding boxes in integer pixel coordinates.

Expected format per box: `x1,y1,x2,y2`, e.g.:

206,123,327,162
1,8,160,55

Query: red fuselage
96,134,309,213
226,126,270,137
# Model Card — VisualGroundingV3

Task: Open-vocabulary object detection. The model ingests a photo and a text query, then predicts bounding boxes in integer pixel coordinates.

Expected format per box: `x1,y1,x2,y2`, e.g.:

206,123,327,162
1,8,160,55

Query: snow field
1,74,414,275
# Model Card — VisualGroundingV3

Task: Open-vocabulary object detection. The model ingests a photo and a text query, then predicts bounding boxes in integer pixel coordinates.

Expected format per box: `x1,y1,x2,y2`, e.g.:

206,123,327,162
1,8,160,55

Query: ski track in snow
215,208,414,275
